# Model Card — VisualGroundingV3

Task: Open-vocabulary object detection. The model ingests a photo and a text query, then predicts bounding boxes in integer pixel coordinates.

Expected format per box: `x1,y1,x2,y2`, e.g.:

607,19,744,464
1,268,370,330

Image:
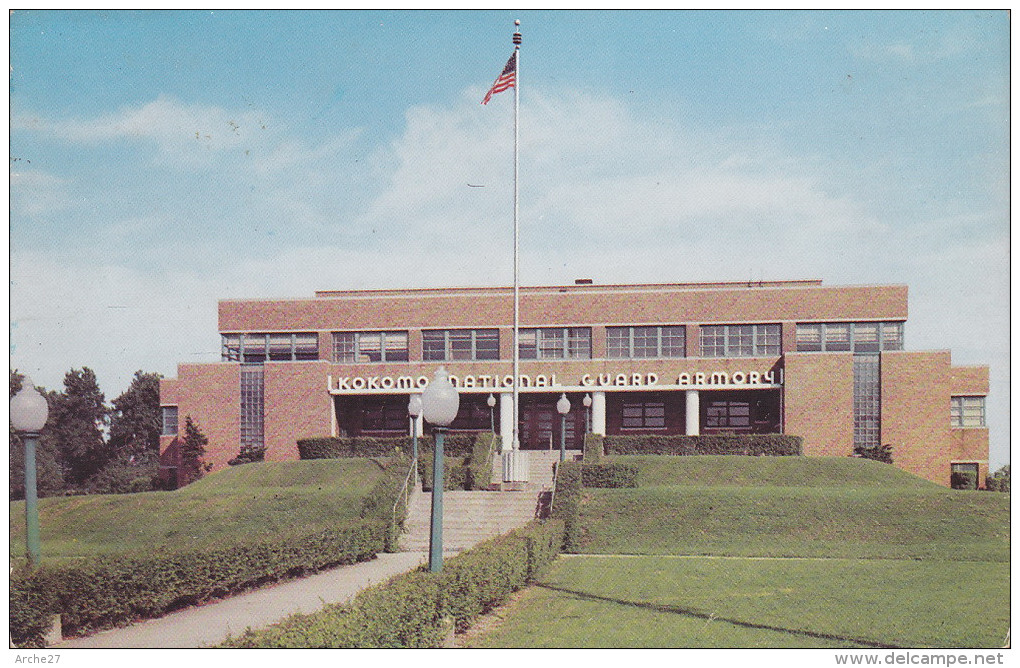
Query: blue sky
9,10,1009,468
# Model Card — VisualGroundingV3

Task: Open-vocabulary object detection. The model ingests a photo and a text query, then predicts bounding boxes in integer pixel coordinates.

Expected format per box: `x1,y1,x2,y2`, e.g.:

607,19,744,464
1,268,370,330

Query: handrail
391,456,418,533
548,457,560,518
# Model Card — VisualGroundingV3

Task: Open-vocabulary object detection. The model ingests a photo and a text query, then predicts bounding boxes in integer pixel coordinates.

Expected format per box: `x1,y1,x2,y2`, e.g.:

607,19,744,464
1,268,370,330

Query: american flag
482,52,516,105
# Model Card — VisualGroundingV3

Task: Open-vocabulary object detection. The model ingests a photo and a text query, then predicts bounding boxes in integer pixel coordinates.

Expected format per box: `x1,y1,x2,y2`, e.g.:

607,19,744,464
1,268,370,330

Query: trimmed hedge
418,433,499,491
602,434,802,457
298,435,478,460
550,460,583,553
583,433,604,462
10,521,389,647
467,433,500,490
221,519,565,648
297,436,410,459
359,456,417,550
418,456,470,491
581,463,639,488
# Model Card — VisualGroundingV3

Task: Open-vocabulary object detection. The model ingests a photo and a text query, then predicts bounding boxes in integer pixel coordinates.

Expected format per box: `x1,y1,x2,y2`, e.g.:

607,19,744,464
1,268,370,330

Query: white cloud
9,86,1010,467
10,170,73,216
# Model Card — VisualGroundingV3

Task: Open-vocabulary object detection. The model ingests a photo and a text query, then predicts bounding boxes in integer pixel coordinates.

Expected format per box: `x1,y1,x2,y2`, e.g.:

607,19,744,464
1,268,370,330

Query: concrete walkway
53,551,428,648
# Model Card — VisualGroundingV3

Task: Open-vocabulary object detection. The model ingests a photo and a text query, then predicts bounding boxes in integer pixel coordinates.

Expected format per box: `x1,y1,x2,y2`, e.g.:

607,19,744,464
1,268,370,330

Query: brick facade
161,280,988,488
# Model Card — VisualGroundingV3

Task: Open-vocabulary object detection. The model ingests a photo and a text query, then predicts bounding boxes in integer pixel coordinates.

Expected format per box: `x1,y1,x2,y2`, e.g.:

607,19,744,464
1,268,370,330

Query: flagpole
512,19,521,451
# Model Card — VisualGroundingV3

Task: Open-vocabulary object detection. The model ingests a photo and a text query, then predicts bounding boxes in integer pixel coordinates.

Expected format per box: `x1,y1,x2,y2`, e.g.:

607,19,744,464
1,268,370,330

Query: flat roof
312,279,826,299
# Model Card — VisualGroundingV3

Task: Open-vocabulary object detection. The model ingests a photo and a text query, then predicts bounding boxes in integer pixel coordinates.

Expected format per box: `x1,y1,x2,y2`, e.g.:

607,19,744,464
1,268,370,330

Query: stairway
398,449,581,553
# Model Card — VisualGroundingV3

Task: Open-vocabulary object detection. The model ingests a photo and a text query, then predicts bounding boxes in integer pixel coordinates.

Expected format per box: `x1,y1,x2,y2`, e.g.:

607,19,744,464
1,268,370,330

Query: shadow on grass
536,583,902,649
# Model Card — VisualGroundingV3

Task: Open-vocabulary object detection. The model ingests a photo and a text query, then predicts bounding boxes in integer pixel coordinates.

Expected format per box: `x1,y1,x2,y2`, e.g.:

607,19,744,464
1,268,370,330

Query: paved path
53,552,429,648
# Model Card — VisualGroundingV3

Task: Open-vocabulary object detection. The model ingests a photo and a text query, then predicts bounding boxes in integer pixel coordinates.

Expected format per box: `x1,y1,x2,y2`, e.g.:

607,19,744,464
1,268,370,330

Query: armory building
158,279,989,487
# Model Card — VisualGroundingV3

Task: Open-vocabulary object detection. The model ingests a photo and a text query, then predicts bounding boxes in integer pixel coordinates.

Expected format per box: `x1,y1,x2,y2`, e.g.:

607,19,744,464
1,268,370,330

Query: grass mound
9,458,390,561
574,456,1009,561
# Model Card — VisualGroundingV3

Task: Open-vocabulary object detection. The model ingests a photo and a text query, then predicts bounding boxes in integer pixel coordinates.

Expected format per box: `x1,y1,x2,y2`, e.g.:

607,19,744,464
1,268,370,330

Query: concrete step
397,488,546,553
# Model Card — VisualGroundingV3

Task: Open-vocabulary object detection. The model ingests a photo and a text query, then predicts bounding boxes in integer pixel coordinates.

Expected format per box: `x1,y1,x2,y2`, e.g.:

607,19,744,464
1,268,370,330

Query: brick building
159,279,989,487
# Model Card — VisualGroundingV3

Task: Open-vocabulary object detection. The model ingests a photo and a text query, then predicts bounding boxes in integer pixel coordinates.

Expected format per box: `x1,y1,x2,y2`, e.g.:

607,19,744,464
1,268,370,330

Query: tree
9,370,64,500
179,416,212,485
48,367,111,486
108,371,163,457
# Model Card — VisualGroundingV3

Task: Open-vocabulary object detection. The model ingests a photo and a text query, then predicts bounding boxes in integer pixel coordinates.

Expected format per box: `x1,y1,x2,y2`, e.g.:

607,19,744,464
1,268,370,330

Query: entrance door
519,396,586,450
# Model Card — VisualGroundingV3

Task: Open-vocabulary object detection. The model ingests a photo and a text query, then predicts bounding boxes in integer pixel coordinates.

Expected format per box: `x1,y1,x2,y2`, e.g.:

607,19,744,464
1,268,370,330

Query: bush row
583,433,604,462
602,434,802,457
10,522,389,647
417,432,499,491
221,519,565,648
466,433,500,490
297,434,478,460
418,456,470,491
581,463,639,488
550,460,583,553
358,456,418,550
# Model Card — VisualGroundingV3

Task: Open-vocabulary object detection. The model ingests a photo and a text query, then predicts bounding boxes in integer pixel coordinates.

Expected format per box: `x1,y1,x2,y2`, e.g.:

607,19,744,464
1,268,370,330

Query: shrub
951,471,978,490
602,434,802,457
298,434,477,460
82,451,159,495
583,433,604,462
359,455,418,550
854,443,893,464
467,433,500,490
418,456,469,491
228,443,266,466
550,460,583,553
9,521,388,646
985,465,1010,493
221,519,564,648
297,437,409,459
582,463,638,488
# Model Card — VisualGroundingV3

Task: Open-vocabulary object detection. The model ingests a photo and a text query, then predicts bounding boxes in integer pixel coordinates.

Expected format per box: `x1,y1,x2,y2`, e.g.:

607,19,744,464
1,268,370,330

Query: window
705,400,751,429
240,366,264,451
221,332,319,362
361,397,408,432
699,324,780,357
853,354,881,449
161,406,178,436
951,396,986,428
607,326,686,359
423,329,500,361
333,331,409,363
621,401,666,429
795,322,904,353
519,328,591,359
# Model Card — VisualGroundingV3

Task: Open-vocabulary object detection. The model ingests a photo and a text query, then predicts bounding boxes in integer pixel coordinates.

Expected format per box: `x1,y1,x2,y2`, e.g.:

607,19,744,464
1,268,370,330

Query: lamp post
10,376,49,565
421,367,460,572
556,393,571,463
583,393,592,434
408,394,423,462
487,393,496,433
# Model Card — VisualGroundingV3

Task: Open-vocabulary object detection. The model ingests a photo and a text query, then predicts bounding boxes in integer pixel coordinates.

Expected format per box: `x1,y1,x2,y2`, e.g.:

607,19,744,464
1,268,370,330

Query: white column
414,413,424,437
686,390,700,436
330,396,338,437
500,392,514,451
591,391,607,436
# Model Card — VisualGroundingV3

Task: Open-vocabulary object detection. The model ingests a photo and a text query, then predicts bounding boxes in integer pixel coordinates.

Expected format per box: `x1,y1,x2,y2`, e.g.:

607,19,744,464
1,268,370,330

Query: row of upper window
219,321,905,364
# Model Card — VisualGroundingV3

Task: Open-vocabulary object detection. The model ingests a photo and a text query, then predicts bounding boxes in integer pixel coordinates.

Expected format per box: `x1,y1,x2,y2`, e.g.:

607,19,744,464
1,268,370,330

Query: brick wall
881,351,953,486
782,352,854,457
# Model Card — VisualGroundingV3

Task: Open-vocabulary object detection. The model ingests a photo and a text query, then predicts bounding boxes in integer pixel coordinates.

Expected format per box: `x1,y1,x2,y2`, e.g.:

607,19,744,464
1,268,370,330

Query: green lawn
470,555,1009,649
575,457,1009,561
471,456,1009,648
9,458,387,562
